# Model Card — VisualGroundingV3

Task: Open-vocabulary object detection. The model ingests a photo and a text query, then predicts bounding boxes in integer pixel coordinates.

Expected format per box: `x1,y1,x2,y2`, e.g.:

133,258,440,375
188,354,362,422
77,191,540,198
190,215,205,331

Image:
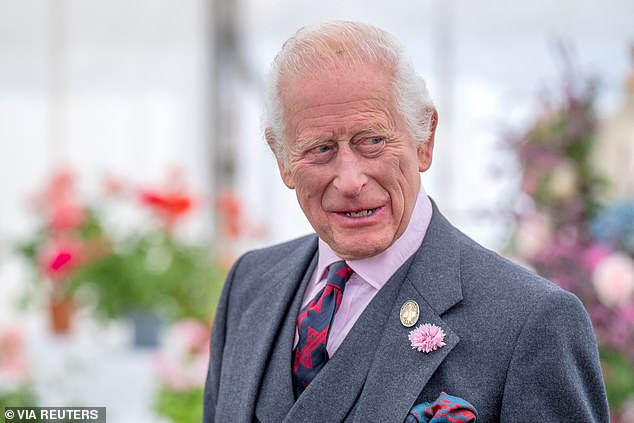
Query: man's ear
417,109,438,172
265,127,295,189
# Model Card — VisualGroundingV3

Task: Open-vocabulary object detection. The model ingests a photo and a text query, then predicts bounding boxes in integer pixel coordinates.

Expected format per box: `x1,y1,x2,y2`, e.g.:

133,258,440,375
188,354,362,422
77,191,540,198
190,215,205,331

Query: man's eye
356,136,385,156
309,144,333,154
305,143,336,163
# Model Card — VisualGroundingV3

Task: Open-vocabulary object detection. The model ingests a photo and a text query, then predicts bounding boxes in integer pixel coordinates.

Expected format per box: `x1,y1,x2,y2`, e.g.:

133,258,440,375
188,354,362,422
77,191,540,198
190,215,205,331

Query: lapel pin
399,300,420,327
409,323,447,353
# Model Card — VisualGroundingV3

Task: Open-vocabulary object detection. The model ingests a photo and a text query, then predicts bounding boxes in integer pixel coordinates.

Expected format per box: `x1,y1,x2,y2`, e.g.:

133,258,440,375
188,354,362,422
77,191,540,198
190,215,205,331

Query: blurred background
1,0,633,421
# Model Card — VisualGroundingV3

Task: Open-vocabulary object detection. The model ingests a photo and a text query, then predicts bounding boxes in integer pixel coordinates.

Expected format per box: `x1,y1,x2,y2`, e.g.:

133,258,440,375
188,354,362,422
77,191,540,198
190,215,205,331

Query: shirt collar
317,183,433,290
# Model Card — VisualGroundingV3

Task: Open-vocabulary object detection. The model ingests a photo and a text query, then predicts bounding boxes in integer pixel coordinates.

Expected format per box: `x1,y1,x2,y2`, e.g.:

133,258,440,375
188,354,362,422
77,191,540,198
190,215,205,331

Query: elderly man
204,21,609,422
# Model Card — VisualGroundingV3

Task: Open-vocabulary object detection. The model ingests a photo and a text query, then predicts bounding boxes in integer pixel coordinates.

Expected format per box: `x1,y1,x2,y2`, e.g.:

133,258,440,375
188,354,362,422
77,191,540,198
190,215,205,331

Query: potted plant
16,169,109,334
17,168,225,344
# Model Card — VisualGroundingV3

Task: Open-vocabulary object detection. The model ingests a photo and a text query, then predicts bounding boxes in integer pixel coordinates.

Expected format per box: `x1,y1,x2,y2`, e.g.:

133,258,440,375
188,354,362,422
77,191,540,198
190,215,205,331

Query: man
204,21,609,422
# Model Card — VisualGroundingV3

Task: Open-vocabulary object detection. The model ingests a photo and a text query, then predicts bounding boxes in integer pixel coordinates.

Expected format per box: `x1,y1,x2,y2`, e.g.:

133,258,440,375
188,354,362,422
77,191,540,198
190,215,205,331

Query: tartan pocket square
405,392,478,423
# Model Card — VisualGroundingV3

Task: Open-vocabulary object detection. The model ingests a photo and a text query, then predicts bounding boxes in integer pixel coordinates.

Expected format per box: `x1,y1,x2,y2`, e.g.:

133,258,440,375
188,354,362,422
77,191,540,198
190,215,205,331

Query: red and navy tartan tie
293,260,353,397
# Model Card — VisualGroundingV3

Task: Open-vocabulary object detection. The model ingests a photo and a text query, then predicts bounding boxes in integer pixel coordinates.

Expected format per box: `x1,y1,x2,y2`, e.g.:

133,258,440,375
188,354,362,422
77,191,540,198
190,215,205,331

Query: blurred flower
38,236,83,284
592,200,634,254
30,168,76,210
583,244,612,271
48,202,86,232
102,173,127,198
30,168,87,232
620,395,634,423
154,319,210,391
505,66,633,416
549,159,578,200
138,167,195,231
592,252,634,309
173,319,210,356
0,325,31,389
216,191,243,239
215,190,268,245
515,213,553,258
139,190,193,219
139,190,194,234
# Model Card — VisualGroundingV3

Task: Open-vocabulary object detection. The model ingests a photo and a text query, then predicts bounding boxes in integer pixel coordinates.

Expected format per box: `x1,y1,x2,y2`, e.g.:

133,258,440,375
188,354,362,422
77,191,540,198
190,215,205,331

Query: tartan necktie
293,260,353,397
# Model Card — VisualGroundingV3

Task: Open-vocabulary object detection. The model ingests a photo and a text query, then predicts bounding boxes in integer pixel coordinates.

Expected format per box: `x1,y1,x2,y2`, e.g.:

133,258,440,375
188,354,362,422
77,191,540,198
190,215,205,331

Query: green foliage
66,231,225,323
14,172,226,324
601,348,634,410
0,386,37,409
155,387,203,423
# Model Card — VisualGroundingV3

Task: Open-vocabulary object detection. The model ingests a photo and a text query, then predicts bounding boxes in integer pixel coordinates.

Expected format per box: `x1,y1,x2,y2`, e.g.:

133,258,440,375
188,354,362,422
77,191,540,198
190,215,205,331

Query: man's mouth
344,208,379,217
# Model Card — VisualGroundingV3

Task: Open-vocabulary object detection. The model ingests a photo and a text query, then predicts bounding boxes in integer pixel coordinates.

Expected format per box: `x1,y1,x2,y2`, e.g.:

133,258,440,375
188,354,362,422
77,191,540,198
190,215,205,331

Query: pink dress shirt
294,184,433,356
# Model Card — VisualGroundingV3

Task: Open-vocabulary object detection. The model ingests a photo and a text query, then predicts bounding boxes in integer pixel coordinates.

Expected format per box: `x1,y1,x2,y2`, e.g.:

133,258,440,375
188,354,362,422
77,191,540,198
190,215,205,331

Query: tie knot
326,260,353,291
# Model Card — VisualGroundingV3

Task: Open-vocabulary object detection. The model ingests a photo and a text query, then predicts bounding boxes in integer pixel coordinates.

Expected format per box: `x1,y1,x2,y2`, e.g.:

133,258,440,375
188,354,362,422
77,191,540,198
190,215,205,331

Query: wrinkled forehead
278,65,402,145
278,63,398,115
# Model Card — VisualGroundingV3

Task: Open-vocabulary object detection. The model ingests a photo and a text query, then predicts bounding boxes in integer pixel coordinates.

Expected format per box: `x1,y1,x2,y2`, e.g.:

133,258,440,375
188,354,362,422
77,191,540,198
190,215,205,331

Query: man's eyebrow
295,134,336,148
357,125,391,133
353,124,394,136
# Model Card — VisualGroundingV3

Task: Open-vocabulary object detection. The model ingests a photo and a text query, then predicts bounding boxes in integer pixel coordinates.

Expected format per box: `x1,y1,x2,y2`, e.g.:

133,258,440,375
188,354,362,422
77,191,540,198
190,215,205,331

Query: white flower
592,252,634,309
515,213,552,258
549,160,578,200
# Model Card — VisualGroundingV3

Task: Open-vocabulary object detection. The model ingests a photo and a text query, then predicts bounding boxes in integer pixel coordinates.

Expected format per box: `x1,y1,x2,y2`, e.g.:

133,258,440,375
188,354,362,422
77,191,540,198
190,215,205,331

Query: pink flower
171,319,211,355
515,213,553,258
153,319,211,391
583,244,612,271
48,202,86,232
409,323,447,353
39,236,83,283
0,325,31,384
592,252,634,309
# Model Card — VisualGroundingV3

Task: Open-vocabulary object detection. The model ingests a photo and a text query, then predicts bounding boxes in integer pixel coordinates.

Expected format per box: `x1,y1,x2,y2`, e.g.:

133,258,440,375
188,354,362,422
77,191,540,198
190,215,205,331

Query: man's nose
332,145,368,197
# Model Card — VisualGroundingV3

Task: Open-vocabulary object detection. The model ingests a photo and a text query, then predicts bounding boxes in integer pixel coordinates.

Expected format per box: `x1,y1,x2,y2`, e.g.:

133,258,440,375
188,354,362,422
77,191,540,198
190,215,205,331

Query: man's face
276,65,434,260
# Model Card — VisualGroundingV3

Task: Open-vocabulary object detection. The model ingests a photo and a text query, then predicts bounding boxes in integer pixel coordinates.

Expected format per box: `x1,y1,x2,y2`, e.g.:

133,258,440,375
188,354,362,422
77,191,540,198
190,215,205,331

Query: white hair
263,21,435,163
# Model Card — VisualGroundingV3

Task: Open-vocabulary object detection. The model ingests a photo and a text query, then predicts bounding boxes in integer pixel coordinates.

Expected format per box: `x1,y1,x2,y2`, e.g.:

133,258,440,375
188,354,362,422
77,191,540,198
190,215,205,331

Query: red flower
139,189,194,230
216,192,242,239
140,191,192,216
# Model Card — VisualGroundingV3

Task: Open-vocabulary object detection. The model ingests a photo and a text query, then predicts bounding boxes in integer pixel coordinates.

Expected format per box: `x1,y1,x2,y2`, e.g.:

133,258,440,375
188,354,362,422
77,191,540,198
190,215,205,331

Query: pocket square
405,392,478,423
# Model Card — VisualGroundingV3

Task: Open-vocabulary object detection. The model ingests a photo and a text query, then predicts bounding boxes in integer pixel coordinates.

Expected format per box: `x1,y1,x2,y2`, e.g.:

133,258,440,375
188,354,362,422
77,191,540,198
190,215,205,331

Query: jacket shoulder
234,234,317,275
221,234,317,303
453,228,566,304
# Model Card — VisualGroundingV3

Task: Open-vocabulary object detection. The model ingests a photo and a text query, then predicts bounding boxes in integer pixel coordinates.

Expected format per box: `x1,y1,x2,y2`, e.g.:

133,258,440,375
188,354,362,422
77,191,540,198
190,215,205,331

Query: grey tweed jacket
203,203,609,422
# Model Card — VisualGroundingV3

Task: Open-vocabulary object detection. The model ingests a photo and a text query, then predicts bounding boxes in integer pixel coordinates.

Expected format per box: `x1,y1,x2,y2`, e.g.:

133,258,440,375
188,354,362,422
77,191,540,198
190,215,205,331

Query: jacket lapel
282,251,413,423
215,236,318,422
352,205,464,422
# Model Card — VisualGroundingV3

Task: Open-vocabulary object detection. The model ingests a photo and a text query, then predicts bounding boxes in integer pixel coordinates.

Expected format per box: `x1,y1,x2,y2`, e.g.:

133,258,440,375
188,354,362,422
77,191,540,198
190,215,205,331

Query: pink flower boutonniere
408,323,446,353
